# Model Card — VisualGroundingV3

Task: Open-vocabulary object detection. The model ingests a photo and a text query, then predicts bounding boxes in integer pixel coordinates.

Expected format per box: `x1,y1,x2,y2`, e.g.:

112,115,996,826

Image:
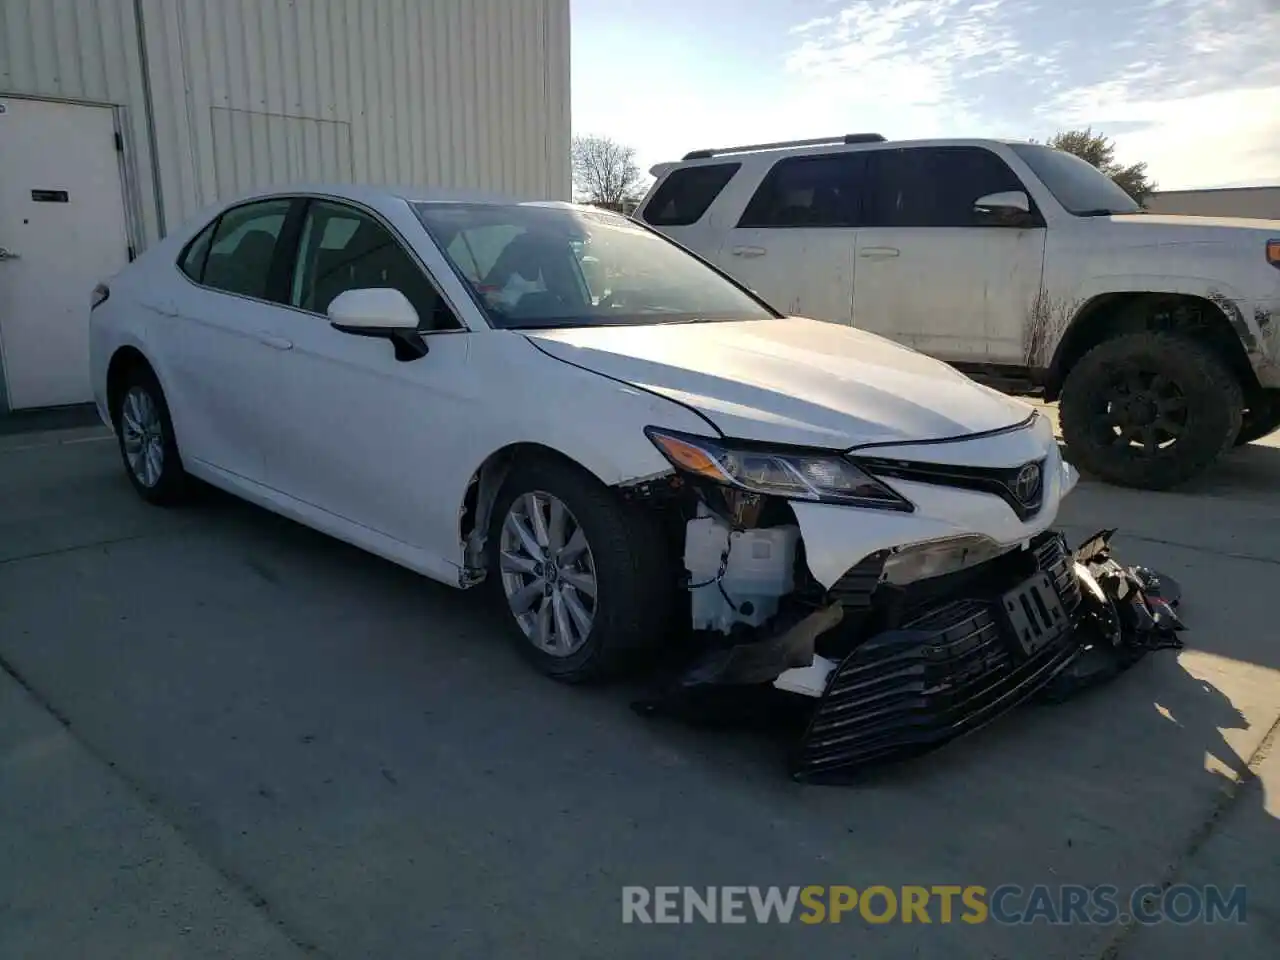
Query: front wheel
1059,332,1242,490
488,456,675,683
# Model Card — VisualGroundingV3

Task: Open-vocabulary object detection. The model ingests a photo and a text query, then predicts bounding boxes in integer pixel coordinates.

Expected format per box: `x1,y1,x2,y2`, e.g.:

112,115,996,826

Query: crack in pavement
1097,709,1280,960
0,652,332,959
0,530,193,567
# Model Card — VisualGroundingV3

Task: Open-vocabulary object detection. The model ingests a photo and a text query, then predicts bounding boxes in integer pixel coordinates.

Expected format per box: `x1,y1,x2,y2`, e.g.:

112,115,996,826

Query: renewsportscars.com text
621,884,1247,926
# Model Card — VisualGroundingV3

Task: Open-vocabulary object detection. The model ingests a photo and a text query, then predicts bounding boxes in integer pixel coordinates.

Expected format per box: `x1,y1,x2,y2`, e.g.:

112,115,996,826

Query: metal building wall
0,0,163,248
1,0,572,247
1146,187,1280,221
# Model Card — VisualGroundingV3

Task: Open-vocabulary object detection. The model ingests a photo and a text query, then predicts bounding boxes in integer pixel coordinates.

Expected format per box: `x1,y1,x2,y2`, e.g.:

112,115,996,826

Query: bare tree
1046,127,1157,206
572,135,643,208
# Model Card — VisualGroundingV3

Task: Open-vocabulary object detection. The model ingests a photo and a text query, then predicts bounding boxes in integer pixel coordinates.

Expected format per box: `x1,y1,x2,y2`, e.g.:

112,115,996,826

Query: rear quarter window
642,163,740,226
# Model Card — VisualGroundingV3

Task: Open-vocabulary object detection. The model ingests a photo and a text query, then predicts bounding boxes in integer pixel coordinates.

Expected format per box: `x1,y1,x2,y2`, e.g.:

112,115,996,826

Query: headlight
645,428,912,511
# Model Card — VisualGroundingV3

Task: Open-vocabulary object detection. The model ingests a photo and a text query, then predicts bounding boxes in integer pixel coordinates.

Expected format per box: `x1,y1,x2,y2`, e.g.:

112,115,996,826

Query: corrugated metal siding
209,107,354,197
2,0,571,246
0,0,162,244
1146,187,1280,220
139,0,572,230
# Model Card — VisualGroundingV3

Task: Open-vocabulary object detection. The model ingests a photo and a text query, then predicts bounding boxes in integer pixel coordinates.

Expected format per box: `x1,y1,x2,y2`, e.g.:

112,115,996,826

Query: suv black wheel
113,365,190,505
488,456,677,683
1060,332,1242,490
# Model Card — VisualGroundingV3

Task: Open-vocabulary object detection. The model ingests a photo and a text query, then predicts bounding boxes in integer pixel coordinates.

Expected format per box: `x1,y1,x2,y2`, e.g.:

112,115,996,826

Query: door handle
0,246,20,261
731,245,767,258
258,333,294,351
858,246,900,259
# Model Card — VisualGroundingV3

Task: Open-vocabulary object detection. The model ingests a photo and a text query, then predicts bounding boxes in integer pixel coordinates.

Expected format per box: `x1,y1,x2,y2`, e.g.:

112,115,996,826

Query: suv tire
1235,391,1280,445
1060,332,1242,490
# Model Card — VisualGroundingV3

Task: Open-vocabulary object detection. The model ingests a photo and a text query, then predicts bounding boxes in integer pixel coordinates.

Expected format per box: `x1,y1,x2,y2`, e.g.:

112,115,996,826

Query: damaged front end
631,465,1185,782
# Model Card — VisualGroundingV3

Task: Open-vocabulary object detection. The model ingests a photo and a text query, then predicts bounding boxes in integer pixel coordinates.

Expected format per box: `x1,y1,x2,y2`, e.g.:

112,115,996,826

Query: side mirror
973,191,1033,226
328,288,428,361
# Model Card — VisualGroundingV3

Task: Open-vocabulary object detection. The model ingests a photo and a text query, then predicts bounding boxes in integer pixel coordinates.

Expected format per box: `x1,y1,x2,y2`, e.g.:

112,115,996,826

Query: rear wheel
1060,332,1242,489
489,456,675,683
114,366,190,505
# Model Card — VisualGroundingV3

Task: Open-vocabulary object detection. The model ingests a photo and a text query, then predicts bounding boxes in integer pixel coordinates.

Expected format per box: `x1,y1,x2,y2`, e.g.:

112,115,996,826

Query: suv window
866,147,1029,228
201,199,292,299
290,200,457,330
737,153,866,228
642,163,740,226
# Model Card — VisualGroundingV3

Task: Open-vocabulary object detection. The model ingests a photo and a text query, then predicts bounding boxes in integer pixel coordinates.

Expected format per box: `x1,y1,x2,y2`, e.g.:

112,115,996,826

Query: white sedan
91,185,1092,775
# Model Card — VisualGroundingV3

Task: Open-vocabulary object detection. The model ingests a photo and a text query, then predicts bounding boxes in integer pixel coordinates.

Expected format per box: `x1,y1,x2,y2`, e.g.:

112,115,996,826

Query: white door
713,153,865,323
0,97,132,409
851,146,1047,363
262,199,475,546
151,198,295,484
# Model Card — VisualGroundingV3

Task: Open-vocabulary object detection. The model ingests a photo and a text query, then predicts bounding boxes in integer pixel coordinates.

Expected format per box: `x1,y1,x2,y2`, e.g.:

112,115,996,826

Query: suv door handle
258,333,294,351
731,245,767,258
859,246,900,260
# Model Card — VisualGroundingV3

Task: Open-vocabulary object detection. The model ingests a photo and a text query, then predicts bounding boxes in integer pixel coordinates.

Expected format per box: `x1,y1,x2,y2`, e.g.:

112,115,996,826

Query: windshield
413,202,776,329
1008,143,1140,216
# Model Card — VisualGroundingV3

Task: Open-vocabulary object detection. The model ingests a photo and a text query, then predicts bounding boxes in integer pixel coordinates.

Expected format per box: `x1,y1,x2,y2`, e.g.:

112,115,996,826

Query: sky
571,0,1280,191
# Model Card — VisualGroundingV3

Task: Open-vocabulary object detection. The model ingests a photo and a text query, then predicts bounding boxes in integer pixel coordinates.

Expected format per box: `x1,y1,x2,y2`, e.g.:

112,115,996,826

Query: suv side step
947,361,1041,397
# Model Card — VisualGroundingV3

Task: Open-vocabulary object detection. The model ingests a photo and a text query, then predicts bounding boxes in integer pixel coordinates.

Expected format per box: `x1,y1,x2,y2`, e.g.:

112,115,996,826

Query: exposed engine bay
623,472,1185,783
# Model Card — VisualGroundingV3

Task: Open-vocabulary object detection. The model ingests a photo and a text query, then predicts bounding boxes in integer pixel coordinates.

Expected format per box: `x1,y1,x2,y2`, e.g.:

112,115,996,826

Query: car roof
215,182,582,211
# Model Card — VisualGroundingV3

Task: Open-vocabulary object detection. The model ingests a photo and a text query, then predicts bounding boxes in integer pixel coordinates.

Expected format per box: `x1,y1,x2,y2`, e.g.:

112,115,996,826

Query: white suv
638,134,1280,489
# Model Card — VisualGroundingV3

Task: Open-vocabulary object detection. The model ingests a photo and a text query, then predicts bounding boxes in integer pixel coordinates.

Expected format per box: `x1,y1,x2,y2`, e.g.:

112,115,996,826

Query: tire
1059,332,1243,490
1235,392,1280,446
113,364,190,506
488,455,676,683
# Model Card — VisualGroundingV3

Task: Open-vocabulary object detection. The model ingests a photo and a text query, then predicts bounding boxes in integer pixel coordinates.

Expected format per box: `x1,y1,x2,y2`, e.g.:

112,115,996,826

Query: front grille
1033,533,1080,612
857,456,1047,521
793,531,1082,780
793,599,1078,779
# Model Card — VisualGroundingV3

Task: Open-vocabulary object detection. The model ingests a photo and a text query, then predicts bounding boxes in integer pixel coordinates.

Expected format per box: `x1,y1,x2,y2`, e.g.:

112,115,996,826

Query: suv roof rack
681,133,886,160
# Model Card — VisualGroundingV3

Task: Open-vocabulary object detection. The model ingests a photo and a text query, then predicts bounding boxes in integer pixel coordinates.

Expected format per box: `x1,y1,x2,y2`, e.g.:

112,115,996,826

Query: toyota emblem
1014,462,1042,504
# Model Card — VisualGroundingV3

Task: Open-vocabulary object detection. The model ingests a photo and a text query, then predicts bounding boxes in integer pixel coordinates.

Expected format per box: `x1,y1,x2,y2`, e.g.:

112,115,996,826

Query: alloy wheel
498,491,598,657
121,385,165,488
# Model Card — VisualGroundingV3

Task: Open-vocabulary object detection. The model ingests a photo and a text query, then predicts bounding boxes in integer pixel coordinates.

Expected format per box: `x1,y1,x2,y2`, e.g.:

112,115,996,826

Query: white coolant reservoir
683,507,800,634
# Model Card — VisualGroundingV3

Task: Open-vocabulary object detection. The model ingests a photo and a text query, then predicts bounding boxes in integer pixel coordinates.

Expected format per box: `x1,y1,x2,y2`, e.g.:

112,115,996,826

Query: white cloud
779,0,1280,188
1037,0,1280,187
573,0,1280,190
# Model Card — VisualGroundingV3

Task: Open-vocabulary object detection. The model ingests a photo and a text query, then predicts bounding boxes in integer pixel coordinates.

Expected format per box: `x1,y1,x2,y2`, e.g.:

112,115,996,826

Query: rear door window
737,152,868,228
178,219,217,282
200,199,293,300
642,163,740,226
865,147,1029,227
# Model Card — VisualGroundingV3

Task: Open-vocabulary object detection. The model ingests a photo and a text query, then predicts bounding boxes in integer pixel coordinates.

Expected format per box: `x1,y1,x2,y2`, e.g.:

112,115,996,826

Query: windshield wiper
1075,208,1122,217
503,318,592,330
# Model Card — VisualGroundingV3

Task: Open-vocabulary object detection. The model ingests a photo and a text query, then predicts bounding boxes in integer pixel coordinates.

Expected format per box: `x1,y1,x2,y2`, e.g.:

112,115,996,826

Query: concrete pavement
1,421,1277,958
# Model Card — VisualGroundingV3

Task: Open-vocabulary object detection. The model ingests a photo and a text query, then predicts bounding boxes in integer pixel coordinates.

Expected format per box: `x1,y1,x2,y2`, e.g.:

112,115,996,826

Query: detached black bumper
793,534,1084,780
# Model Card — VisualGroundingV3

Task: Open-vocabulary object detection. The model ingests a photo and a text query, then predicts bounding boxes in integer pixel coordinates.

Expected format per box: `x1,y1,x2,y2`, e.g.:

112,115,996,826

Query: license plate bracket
999,571,1070,657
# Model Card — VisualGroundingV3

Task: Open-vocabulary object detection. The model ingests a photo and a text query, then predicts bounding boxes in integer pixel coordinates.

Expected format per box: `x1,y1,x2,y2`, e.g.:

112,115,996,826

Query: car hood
525,317,1033,449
